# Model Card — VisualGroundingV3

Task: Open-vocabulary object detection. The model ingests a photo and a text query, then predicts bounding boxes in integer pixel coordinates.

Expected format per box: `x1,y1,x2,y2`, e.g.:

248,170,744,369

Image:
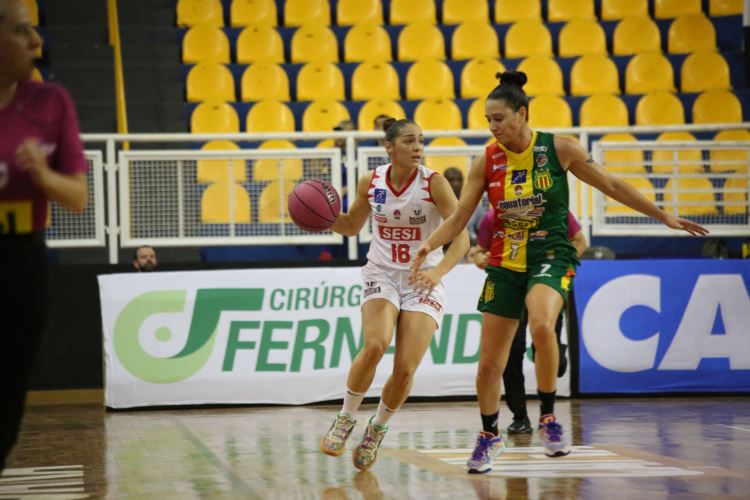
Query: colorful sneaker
352,417,388,470
538,414,571,457
320,412,356,457
466,431,506,474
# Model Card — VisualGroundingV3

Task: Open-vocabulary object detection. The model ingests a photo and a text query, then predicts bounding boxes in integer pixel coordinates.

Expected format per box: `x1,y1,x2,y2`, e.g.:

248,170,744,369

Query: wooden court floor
1,397,749,499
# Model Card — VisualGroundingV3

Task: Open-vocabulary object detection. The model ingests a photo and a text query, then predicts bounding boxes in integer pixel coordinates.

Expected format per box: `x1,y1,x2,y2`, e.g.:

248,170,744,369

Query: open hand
409,244,430,283
410,267,442,293
663,215,709,236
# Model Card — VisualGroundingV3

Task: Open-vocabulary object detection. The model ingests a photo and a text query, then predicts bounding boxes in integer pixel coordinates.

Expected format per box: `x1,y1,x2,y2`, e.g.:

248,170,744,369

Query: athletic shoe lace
543,421,564,442
470,433,492,461
330,416,352,441
360,425,385,453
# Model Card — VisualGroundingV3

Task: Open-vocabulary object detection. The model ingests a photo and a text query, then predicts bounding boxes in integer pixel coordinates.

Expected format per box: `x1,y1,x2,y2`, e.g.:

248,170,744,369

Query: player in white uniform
320,118,470,470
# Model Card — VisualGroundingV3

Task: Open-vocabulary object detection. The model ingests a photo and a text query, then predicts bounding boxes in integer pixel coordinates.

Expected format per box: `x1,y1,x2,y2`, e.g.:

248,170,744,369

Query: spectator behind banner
133,245,158,272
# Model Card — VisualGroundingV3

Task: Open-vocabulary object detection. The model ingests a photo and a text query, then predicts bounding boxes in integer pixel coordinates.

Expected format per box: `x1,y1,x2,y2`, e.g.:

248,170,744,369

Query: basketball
288,179,341,232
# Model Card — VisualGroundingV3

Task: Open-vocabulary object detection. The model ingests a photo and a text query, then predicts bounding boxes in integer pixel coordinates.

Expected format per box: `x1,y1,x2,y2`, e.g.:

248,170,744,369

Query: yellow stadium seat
723,177,748,214
236,25,284,64
30,67,43,82
655,0,701,19
467,98,487,129
443,0,489,24
230,0,276,27
201,183,251,224
344,24,392,62
406,60,455,100
358,99,406,130
668,14,717,54
710,0,744,16
291,25,338,63
182,25,230,63
516,56,564,96
246,100,295,132
414,99,462,130
241,62,290,101
398,23,445,61
528,94,572,129
494,0,541,23
253,140,303,182
599,133,646,174
601,0,648,20
303,100,350,131
284,0,330,26
191,101,239,133
186,63,235,102
711,130,750,173
692,90,743,124
21,0,39,25
426,137,468,174
337,0,383,25
652,132,704,174
613,17,662,56
570,55,619,96
625,52,675,95
296,62,345,101
177,0,223,27
197,140,243,183
460,57,506,98
663,178,717,216
258,182,295,223
451,22,499,60
635,92,685,125
505,19,552,58
605,176,655,215
579,93,629,127
548,0,594,21
390,0,436,24
559,19,606,57
681,52,731,93
351,61,400,100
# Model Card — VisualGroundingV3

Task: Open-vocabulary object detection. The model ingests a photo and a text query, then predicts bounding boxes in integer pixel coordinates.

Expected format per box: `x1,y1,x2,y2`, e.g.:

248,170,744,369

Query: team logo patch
511,170,527,184
393,209,401,220
409,206,426,225
418,297,443,312
0,163,8,190
364,280,381,297
534,169,553,192
536,153,548,167
374,188,387,204
483,281,495,302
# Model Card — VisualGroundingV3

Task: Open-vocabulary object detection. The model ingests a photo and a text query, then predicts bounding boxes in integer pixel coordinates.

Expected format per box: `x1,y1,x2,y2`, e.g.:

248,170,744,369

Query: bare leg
476,313,519,415
346,299,399,393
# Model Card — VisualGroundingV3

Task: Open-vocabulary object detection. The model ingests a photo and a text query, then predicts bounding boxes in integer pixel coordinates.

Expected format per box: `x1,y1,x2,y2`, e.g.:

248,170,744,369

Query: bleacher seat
302,100,351,131
351,61,401,100
663,178,718,216
230,0,276,27
443,0,489,24
547,0,595,21
197,140,242,183
460,57,506,98
579,94,629,126
451,21,500,60
358,99,406,130
414,99,462,130
177,0,223,27
22,0,39,25
668,14,717,54
613,17,661,56
655,0,702,19
426,137,468,174
406,60,455,99
605,176,655,215
246,100,295,132
570,55,620,96
398,23,445,61
182,25,230,63
558,19,606,57
284,0,330,26
201,183,251,223
681,51,731,93
494,0,541,23
516,56,564,96
600,0,648,20
723,177,748,214
253,140,303,182
186,63,235,102
692,90,743,123
337,0,383,25
241,62,290,101
599,133,646,174
236,26,284,63
291,25,338,63
296,62,345,101
467,99,487,129
635,91,685,125
505,19,552,58
652,132,704,174
191,101,240,133
709,0,744,16
711,130,750,173
625,52,675,95
344,24,392,62
390,0,436,24
528,94,572,129
258,182,294,223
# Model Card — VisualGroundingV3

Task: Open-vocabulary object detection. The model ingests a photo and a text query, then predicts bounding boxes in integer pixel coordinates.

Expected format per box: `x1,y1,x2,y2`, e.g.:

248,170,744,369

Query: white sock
341,387,366,417
372,399,397,427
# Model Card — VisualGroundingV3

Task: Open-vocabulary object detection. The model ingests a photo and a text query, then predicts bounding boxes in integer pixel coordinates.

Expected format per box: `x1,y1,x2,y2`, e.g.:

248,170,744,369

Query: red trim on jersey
485,143,508,268
421,171,437,204
366,169,380,199
385,164,419,197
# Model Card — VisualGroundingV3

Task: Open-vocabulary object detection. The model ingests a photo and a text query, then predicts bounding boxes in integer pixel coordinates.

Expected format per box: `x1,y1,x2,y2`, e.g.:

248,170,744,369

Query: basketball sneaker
466,431,506,474
320,412,356,457
507,416,533,434
538,414,571,457
352,417,388,470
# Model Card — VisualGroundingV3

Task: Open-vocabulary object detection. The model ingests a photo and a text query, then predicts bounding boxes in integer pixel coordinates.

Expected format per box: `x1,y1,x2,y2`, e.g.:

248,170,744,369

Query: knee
390,367,415,388
358,342,388,364
528,321,556,349
477,362,503,383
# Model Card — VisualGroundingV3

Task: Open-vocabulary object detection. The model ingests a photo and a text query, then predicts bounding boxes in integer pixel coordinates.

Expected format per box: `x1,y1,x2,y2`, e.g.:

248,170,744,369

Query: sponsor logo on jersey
495,194,546,220
503,219,540,229
364,281,382,297
533,145,548,153
0,163,8,190
375,204,383,213
483,281,495,302
493,230,505,240
393,209,401,220
491,163,507,172
489,181,502,188
409,206,426,224
530,229,548,241
536,153,549,168
546,249,556,260
511,170,527,184
378,226,422,241
374,188,387,204
374,214,387,223
514,185,523,197
534,168,553,191
418,296,443,312
509,231,525,242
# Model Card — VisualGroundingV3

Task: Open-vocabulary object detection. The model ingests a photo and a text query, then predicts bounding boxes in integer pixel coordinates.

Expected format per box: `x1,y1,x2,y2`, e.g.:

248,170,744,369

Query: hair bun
381,117,396,132
497,70,528,89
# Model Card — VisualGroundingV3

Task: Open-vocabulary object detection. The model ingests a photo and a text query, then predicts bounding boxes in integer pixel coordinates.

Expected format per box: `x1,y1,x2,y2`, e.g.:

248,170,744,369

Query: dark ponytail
382,117,417,143
487,70,529,119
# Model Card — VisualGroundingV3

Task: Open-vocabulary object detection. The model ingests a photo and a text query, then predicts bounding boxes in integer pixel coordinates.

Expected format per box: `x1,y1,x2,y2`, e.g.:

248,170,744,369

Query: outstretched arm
329,171,373,237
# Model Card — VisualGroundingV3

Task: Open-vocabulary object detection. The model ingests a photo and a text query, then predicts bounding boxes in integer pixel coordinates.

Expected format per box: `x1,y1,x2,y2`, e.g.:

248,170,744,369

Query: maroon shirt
0,80,88,234
477,209,581,250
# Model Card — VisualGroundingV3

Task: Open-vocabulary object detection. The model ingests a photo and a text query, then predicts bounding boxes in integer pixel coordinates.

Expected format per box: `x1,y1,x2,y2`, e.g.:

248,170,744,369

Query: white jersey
366,163,444,271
